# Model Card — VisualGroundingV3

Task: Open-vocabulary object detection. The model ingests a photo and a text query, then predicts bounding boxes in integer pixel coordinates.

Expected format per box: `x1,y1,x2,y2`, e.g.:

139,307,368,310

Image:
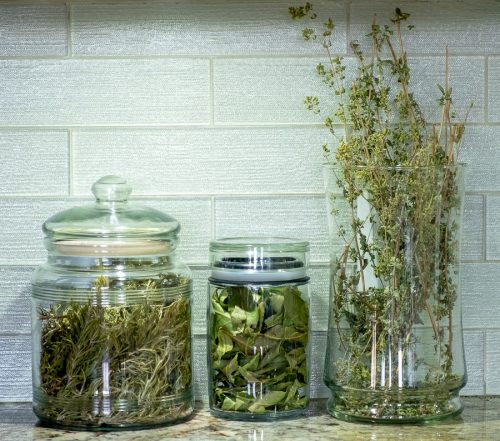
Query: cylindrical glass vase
323,164,466,423
207,237,311,420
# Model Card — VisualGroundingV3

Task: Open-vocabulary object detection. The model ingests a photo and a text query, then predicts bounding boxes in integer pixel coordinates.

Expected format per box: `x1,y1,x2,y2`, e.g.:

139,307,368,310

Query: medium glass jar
31,176,193,430
207,237,311,420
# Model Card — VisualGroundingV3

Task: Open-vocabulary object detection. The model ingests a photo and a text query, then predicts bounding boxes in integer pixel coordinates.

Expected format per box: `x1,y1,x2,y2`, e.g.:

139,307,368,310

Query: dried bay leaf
223,354,239,383
283,287,308,328
247,391,287,413
216,331,234,359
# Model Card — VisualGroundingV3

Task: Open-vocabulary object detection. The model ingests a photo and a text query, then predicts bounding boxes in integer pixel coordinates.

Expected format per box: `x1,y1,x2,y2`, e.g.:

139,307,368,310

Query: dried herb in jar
210,284,309,414
36,273,192,427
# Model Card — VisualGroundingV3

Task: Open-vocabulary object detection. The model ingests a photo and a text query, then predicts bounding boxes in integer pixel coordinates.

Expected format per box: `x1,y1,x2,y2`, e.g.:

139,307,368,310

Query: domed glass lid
43,176,180,256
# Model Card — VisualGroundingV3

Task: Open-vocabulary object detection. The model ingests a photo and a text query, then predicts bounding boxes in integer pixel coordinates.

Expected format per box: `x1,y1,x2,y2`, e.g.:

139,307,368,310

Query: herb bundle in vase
291,4,469,422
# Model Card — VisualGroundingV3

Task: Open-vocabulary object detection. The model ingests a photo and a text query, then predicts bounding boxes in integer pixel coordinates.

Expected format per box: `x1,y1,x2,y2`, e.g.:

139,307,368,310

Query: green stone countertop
1,397,498,441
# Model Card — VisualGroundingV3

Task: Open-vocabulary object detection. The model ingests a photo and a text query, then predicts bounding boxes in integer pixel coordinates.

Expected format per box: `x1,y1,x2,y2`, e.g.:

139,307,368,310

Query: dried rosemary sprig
210,284,309,414
35,273,192,428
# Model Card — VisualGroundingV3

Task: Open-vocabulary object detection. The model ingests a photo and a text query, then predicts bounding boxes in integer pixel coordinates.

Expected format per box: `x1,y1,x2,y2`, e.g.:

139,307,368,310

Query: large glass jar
31,176,193,430
323,165,467,423
207,237,311,420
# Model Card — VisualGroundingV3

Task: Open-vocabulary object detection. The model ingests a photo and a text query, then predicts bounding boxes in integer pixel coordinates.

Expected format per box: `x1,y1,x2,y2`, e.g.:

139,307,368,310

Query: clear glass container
207,237,310,420
323,165,466,423
31,176,193,430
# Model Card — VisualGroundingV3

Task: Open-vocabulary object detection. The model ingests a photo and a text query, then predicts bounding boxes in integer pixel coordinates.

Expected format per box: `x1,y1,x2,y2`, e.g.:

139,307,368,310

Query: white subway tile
0,131,69,195
131,198,212,264
486,196,500,260
310,266,330,332
0,4,67,56
350,0,500,55
462,195,484,261
461,263,500,329
311,331,329,398
488,57,500,122
0,199,68,265
214,196,330,262
462,331,485,395
0,197,210,265
460,126,500,192
0,59,209,126
192,267,210,335
72,128,326,196
407,57,484,123
486,331,500,394
193,335,208,401
0,335,32,402
214,57,483,124
0,267,33,334
71,0,346,56
214,57,333,124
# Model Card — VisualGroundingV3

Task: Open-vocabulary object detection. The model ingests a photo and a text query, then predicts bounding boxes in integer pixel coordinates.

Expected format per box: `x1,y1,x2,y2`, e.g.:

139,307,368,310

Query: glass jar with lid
31,176,193,430
207,237,311,420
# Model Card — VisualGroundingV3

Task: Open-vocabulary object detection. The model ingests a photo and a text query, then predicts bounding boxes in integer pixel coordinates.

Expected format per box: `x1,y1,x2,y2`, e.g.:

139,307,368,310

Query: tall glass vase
323,164,467,423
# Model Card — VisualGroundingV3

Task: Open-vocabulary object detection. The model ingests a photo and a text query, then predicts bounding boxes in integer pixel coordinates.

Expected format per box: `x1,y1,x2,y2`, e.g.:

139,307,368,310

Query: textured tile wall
1,0,499,402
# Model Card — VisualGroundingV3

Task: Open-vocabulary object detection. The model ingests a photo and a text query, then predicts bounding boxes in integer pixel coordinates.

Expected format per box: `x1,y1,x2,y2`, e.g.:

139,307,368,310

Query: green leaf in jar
285,379,303,404
231,305,247,329
269,292,285,313
247,391,287,413
238,366,260,383
282,286,308,328
223,354,239,384
267,325,308,343
216,330,234,359
228,287,256,311
245,305,260,328
264,312,283,329
285,347,306,371
221,396,248,411
241,353,260,372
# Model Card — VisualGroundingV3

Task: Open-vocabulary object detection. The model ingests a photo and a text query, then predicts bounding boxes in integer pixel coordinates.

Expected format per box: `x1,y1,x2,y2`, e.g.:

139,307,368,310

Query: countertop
1,397,498,441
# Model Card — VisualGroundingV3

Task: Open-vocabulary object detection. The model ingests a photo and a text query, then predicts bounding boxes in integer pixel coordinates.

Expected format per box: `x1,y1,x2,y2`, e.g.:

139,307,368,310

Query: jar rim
209,236,310,253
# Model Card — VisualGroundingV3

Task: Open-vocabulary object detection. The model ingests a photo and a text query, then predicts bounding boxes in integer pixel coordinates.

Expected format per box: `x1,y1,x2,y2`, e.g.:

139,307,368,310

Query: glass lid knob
91,175,132,202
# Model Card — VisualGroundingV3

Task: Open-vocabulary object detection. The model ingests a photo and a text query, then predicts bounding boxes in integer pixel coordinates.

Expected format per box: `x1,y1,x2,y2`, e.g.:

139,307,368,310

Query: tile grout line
0,124,327,130
0,192,328,200
0,122,499,130
0,191,488,199
0,54,492,62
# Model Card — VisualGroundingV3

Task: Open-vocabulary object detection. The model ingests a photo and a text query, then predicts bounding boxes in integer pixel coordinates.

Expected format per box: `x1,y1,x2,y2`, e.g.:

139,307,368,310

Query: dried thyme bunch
36,273,192,427
210,284,308,414
291,4,469,419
